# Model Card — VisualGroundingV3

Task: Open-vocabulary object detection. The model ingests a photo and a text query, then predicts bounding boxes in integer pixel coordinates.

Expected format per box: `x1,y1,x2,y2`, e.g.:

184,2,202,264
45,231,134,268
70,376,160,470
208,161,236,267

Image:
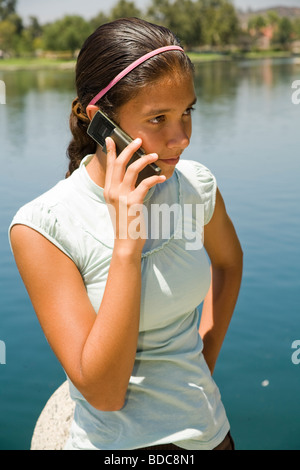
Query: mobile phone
87,110,161,186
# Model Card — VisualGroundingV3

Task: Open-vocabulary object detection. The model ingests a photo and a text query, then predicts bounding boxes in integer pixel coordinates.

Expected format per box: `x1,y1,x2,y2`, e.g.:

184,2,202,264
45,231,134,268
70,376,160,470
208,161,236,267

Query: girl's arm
10,138,165,411
201,189,243,374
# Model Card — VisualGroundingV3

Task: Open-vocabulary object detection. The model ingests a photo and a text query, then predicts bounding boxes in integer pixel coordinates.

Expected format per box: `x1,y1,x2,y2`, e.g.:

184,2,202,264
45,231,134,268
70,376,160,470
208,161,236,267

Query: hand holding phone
87,110,161,186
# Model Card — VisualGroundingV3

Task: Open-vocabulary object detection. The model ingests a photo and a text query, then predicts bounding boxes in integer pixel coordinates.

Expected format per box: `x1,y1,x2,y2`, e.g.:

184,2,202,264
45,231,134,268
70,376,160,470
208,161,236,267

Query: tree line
0,0,299,58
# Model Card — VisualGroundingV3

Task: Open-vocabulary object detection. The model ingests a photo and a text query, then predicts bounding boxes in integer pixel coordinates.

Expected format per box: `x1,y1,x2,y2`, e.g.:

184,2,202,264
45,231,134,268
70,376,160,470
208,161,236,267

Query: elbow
238,245,244,274
230,248,243,281
236,244,244,271
90,398,126,412
72,378,126,412
212,246,243,274
230,239,244,274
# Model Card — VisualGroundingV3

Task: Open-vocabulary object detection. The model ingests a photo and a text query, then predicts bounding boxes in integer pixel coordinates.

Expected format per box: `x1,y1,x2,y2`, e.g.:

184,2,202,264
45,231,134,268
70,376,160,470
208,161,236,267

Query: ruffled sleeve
177,160,217,225
9,199,81,266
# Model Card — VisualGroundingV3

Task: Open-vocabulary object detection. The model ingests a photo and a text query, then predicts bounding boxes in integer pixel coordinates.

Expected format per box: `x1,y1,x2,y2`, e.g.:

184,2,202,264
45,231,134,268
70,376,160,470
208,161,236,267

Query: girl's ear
86,105,99,121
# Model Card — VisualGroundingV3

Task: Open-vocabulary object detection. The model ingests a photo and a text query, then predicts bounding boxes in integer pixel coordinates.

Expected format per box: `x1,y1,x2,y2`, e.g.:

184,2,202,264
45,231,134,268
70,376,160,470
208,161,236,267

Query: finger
122,152,160,187
110,137,143,184
104,137,117,189
134,173,166,200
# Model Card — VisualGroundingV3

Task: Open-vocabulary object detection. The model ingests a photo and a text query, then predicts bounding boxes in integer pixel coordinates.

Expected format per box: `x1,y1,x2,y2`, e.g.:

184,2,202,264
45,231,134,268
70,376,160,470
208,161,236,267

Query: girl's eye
149,115,165,124
183,106,195,116
149,107,195,124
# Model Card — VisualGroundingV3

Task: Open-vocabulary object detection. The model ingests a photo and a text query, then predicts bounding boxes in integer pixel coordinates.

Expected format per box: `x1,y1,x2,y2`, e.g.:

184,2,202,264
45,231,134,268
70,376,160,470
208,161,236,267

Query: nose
166,121,190,150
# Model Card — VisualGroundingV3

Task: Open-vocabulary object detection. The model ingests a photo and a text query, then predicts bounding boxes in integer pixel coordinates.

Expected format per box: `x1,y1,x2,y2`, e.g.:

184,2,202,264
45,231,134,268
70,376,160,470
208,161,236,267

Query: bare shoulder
10,223,75,274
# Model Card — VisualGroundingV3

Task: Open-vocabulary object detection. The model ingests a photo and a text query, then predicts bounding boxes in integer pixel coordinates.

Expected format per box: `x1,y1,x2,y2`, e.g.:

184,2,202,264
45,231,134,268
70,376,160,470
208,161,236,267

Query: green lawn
0,50,294,71
0,57,76,71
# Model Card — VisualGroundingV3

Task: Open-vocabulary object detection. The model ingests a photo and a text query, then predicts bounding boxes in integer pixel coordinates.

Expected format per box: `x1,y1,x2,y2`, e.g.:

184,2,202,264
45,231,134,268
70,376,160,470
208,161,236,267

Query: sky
16,0,300,24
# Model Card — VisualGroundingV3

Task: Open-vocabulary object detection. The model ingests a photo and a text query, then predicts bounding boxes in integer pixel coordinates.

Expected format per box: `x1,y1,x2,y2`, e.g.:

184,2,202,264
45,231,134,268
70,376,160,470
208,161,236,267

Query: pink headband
88,45,184,106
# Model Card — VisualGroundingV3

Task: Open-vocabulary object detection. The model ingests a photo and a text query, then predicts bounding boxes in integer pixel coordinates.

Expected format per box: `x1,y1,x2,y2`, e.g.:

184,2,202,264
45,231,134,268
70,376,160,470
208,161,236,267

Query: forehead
121,72,196,115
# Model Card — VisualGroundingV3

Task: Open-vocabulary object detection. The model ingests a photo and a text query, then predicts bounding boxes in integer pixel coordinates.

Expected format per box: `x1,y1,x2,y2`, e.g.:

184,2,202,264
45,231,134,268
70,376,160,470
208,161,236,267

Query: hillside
238,6,300,28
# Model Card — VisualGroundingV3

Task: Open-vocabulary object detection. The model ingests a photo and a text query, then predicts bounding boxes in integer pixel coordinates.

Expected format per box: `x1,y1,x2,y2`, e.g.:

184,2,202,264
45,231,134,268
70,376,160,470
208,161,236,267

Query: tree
147,0,204,47
19,16,43,54
170,0,204,47
293,17,300,40
215,1,240,45
110,0,142,20
196,0,239,47
147,0,239,48
0,3,23,56
90,11,110,32
266,10,280,28
0,18,16,54
147,0,171,25
43,16,93,56
273,17,293,49
0,0,16,21
27,16,43,40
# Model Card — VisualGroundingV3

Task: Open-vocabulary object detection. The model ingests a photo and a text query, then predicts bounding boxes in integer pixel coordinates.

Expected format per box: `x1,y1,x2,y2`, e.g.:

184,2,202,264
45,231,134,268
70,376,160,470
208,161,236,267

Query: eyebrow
143,97,197,117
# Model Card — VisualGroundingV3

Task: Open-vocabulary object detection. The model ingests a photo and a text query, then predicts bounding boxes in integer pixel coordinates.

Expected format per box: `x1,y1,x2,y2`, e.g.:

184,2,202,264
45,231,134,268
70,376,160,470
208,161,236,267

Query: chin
160,164,177,181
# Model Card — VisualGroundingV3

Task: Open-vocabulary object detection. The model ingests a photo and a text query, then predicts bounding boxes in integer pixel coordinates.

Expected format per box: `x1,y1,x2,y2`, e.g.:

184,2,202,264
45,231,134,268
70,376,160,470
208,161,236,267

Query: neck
85,149,107,188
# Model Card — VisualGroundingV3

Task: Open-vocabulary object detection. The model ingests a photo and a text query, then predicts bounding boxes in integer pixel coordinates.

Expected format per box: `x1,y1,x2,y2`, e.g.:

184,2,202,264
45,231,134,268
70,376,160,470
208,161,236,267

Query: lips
159,156,180,165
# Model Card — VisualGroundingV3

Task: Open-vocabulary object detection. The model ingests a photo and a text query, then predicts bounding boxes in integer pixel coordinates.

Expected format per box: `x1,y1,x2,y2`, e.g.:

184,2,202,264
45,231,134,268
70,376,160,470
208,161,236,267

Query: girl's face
117,71,196,180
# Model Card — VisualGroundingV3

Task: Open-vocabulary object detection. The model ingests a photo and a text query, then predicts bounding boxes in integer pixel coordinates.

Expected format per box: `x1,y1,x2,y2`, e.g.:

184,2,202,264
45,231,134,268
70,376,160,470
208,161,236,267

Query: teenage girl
10,18,243,450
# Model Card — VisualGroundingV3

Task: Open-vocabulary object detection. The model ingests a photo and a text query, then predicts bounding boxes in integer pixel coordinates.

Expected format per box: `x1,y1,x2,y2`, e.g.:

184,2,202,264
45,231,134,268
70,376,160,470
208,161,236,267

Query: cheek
136,131,163,155
183,118,192,139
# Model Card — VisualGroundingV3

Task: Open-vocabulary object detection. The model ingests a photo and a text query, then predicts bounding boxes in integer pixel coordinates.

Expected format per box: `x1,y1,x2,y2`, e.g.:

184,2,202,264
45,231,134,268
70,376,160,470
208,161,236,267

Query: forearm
80,245,142,410
72,140,164,410
199,262,242,375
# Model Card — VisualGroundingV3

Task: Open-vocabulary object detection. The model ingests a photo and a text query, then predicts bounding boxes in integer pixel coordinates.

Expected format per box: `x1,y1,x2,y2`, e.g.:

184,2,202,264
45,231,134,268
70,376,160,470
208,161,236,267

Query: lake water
0,58,300,450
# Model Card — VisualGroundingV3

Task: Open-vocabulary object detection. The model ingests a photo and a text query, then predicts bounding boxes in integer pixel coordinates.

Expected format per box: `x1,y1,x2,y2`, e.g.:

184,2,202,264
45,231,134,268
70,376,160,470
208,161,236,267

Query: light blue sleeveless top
9,156,229,450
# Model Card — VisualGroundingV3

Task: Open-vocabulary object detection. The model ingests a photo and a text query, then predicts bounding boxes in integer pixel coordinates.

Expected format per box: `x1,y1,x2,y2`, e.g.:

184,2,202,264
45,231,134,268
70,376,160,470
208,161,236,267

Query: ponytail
66,98,96,178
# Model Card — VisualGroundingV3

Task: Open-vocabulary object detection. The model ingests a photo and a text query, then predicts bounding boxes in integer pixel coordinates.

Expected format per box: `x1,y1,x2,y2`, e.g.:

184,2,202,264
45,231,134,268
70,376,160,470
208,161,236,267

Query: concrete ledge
30,381,75,450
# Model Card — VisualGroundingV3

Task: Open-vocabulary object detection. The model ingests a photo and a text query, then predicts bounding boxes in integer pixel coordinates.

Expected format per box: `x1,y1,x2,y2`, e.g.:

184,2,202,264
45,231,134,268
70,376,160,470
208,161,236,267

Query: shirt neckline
79,155,105,202
76,155,184,258
78,154,156,203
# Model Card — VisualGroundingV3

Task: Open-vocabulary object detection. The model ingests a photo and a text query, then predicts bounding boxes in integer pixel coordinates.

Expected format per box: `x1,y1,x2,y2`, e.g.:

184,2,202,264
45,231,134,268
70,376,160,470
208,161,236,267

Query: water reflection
1,57,299,107
194,57,300,100
1,58,300,450
190,58,300,177
1,69,75,103
194,60,239,103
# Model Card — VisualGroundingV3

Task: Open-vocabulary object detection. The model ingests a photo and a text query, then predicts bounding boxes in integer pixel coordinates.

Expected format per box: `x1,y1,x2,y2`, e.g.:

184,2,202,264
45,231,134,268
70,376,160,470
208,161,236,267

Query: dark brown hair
66,17,194,176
